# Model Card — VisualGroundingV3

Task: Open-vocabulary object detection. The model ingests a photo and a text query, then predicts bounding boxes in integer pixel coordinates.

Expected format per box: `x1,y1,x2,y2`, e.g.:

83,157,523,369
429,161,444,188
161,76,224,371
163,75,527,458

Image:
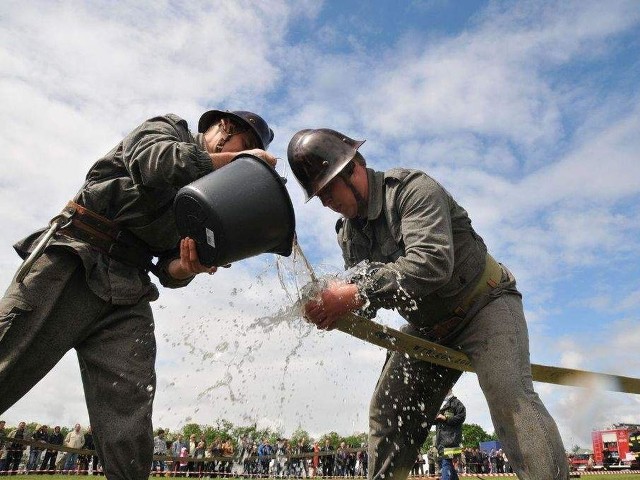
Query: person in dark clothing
321,439,335,477
40,426,64,473
435,390,465,480
0,420,6,474
27,424,49,471
0,109,275,480
6,422,27,475
288,128,568,480
79,426,98,475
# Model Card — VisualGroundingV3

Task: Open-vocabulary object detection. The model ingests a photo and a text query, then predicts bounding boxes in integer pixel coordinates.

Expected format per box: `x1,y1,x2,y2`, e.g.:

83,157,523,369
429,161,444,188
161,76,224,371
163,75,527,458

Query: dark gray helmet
198,110,275,150
287,128,365,202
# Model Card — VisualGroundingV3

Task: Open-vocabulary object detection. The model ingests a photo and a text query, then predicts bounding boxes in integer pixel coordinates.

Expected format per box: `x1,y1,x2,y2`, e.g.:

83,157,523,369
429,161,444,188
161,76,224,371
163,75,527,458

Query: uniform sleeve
358,173,454,311
154,248,195,289
121,115,214,191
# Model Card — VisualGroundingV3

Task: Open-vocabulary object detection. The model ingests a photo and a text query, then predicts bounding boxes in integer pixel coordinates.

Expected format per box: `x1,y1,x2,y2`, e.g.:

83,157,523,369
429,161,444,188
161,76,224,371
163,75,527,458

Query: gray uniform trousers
0,250,156,480
368,268,569,480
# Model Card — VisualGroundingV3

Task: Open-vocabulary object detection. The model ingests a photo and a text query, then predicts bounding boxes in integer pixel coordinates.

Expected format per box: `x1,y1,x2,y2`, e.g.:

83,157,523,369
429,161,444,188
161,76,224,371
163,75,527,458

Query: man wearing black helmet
287,128,569,480
0,109,275,480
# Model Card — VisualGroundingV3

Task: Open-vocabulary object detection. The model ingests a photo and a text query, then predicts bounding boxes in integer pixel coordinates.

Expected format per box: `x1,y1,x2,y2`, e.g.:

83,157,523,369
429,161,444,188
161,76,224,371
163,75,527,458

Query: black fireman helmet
198,110,275,150
287,128,365,202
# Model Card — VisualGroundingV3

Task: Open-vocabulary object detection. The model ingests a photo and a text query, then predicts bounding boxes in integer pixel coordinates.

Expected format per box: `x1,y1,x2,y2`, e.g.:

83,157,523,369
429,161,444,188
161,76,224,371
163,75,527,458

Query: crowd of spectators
0,421,371,477
2,420,582,478
0,420,97,475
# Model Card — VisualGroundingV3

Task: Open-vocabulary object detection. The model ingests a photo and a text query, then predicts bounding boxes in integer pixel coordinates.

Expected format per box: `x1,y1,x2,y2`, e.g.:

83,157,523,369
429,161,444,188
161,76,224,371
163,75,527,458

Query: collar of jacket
361,168,385,221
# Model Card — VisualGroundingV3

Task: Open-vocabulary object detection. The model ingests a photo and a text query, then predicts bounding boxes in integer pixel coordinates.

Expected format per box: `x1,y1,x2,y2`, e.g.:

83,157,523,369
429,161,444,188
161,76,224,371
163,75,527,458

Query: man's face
0,421,5,429
18,422,25,430
55,427,61,433
317,177,358,218
75,424,81,432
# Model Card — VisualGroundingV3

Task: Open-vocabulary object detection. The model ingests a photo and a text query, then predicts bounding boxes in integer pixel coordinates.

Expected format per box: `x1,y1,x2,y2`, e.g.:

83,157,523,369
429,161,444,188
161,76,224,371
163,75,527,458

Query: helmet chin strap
213,119,247,153
339,170,367,218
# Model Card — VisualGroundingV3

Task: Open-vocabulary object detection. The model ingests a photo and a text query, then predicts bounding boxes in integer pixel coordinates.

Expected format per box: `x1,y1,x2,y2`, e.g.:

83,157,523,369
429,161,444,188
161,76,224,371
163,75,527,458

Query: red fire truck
592,424,640,469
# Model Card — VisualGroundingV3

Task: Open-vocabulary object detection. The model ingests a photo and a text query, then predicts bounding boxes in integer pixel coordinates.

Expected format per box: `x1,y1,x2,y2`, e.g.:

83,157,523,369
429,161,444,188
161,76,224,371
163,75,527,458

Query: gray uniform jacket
338,168,489,329
13,114,214,305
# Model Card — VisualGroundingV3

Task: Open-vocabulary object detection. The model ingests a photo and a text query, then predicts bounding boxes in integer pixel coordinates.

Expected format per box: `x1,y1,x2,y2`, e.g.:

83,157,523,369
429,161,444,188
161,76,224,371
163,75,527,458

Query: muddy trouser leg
368,334,461,480
0,250,155,480
457,289,569,480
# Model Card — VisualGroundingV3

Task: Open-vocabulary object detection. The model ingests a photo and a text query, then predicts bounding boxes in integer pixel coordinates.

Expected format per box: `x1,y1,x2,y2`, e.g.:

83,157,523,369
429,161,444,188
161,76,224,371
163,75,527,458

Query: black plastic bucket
174,155,295,267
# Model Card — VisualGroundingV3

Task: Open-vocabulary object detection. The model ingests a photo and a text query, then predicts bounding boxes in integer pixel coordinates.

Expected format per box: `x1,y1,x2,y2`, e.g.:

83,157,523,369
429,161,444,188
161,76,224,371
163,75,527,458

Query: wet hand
169,237,217,279
242,148,277,168
303,281,362,331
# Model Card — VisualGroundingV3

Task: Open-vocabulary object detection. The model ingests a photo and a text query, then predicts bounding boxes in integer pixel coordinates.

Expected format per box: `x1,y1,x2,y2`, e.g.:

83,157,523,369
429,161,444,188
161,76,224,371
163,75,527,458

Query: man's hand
241,148,277,167
168,237,218,280
436,413,447,422
303,281,363,331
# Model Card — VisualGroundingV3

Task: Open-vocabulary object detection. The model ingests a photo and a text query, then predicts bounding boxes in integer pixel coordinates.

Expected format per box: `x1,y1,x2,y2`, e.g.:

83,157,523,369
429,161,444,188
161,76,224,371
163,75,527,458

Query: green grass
22,476,640,480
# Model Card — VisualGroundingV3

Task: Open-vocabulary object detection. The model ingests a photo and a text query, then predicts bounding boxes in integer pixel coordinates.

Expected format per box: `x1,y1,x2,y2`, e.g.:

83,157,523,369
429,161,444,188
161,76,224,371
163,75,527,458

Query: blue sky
1,0,639,449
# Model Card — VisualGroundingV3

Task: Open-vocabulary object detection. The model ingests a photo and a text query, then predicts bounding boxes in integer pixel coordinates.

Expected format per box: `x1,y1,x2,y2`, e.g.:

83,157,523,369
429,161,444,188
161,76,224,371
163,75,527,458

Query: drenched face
317,177,358,218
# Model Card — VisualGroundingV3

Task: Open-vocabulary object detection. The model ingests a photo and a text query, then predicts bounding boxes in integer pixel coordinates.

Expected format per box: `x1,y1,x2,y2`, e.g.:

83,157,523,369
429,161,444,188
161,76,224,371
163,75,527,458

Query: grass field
17,476,640,480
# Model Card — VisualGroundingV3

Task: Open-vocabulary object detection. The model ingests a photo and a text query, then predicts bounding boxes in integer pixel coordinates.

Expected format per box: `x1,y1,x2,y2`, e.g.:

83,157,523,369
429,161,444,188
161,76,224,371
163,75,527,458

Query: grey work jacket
14,114,214,305
337,168,489,328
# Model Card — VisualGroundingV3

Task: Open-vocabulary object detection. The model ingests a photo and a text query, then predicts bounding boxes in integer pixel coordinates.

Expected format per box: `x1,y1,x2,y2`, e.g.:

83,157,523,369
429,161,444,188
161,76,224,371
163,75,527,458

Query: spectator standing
187,434,197,475
40,426,62,473
335,441,348,477
427,445,438,477
311,441,320,477
210,438,222,474
193,441,206,477
321,439,334,477
258,438,272,475
359,447,368,477
63,424,85,473
435,390,465,480
221,438,233,474
6,421,27,474
496,449,504,473
275,438,286,477
171,434,187,476
81,426,99,475
412,453,425,477
179,447,189,476
27,425,49,471
296,437,310,477
0,420,6,474
238,436,252,475
152,429,168,476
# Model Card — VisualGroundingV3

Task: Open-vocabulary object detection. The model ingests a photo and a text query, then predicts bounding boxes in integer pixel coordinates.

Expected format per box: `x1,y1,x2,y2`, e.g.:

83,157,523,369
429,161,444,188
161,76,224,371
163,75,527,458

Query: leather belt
58,201,154,271
425,253,503,341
